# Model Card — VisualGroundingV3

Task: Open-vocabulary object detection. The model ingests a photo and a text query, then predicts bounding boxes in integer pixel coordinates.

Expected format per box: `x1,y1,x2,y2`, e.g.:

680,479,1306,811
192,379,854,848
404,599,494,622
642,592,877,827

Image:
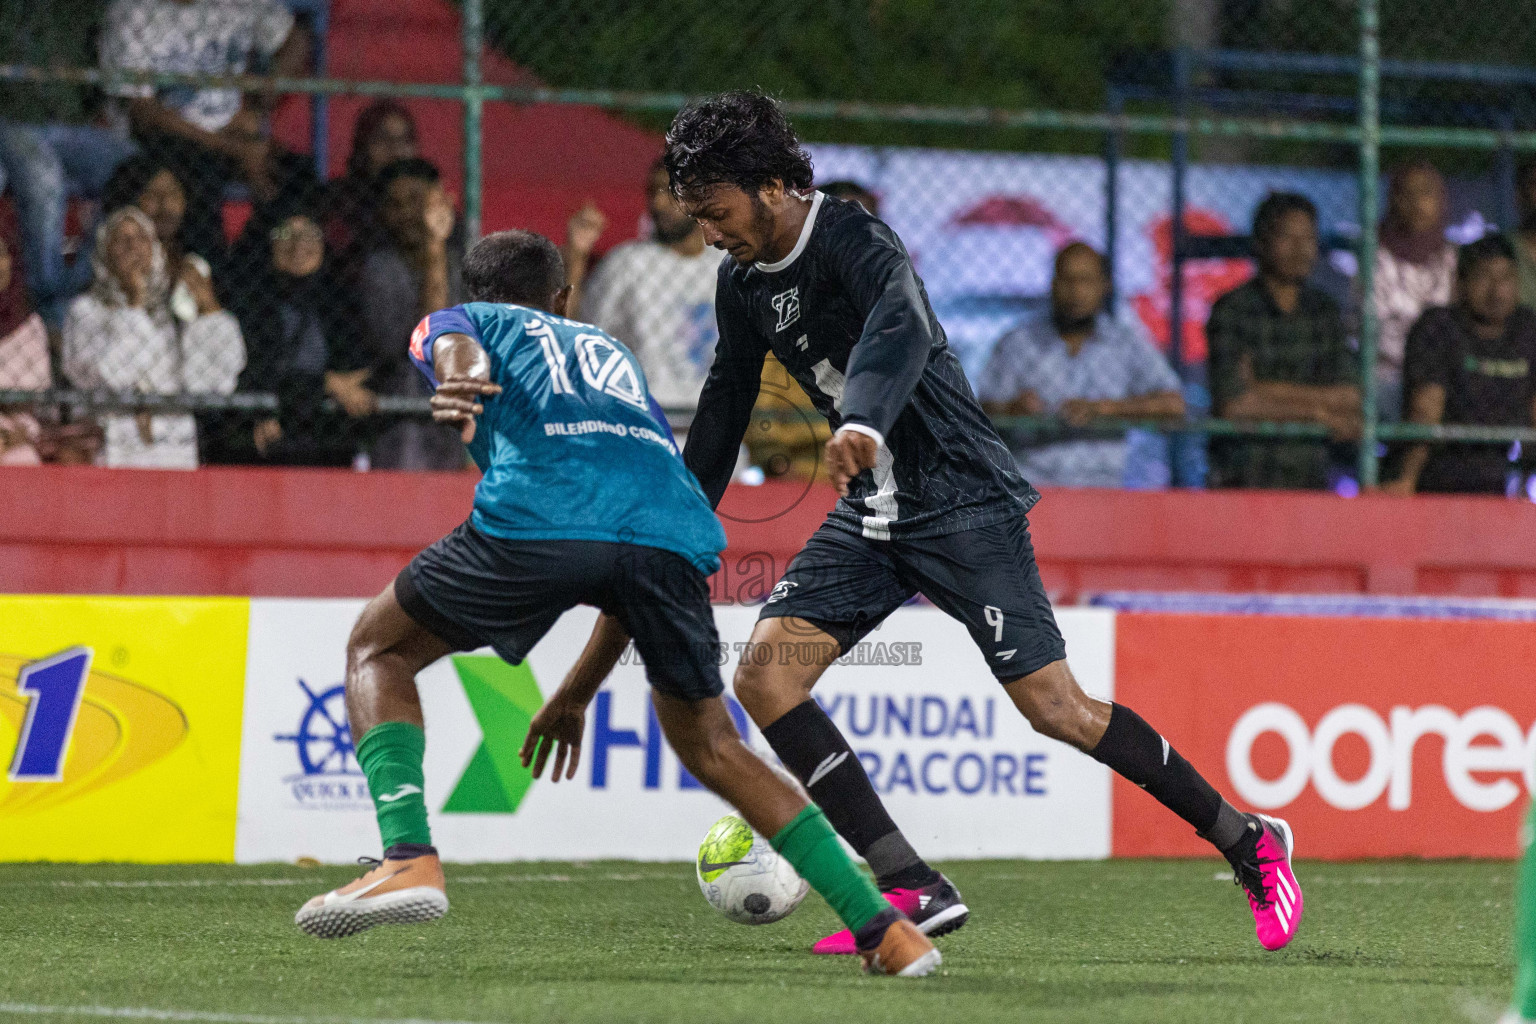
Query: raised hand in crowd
324,367,378,417
178,255,222,318
424,185,456,251
563,200,607,314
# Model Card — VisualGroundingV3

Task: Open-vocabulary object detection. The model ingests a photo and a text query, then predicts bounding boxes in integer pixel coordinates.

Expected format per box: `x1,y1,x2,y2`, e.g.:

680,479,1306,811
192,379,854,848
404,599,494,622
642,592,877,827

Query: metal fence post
1169,47,1191,373
1357,0,1381,486
461,0,484,243
1104,86,1122,307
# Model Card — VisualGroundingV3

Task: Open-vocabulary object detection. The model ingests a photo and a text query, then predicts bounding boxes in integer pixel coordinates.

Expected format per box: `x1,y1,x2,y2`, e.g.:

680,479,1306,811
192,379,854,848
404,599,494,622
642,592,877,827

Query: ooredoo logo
1227,702,1536,813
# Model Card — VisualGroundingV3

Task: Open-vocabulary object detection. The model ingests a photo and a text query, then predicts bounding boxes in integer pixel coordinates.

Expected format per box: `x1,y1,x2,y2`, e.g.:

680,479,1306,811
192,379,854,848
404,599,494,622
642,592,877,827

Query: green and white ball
696,813,809,924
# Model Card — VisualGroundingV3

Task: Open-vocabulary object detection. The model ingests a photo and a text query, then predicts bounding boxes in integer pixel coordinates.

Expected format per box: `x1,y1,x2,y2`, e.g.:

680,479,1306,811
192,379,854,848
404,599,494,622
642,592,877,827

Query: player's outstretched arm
429,332,502,443
519,613,631,782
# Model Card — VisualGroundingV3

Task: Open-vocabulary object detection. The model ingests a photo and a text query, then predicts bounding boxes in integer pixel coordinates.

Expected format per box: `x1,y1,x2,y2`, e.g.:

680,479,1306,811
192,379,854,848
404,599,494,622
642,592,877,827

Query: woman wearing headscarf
210,189,365,466
102,155,230,332
62,206,245,468
0,211,50,466
1371,161,1456,421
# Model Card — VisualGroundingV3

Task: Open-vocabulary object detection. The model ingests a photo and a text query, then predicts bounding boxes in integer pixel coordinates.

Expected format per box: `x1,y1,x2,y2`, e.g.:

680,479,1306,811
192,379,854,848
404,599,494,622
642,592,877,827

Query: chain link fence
2,0,1535,494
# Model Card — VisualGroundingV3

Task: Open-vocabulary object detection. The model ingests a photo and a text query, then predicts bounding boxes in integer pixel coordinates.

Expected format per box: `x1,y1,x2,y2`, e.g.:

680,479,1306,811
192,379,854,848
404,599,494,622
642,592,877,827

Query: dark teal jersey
411,302,726,572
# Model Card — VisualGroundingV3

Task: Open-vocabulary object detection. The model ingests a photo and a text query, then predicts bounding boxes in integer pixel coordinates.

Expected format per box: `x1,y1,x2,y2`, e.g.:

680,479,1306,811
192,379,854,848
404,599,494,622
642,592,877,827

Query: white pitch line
43,880,306,889
0,1004,494,1024
0,872,684,890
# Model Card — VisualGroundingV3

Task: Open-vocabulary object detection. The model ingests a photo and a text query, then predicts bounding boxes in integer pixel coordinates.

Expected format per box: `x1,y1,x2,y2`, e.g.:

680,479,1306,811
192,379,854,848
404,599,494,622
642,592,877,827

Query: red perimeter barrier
3,466,1536,598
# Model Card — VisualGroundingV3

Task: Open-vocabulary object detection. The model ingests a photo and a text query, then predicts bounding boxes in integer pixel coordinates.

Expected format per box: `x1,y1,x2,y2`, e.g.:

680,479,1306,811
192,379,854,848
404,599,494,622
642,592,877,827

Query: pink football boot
1230,814,1303,951
813,874,969,954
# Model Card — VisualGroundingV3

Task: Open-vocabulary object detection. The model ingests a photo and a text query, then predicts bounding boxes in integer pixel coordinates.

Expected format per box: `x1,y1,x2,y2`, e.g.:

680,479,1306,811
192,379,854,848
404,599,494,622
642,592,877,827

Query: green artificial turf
0,859,1516,1023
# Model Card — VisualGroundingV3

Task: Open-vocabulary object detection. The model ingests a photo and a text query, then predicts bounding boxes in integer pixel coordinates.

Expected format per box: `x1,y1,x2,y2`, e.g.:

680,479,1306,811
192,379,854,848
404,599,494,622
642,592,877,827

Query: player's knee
1008,667,1098,748
1019,696,1081,745
345,596,400,678
731,659,778,718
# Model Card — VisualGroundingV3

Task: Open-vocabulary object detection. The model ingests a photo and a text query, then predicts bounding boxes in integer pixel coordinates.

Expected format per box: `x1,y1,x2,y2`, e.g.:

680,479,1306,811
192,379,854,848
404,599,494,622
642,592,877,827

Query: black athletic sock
1089,703,1248,852
762,699,940,891
383,842,438,861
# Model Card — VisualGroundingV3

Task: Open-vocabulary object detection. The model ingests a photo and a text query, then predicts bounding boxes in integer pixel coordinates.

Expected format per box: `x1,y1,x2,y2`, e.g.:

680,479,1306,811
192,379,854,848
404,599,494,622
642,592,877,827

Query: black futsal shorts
757,514,1066,681
395,520,723,700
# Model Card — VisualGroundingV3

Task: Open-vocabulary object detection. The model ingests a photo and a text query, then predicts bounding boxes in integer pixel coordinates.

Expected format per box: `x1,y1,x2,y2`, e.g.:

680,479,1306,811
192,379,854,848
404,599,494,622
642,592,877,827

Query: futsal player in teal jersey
294,229,939,977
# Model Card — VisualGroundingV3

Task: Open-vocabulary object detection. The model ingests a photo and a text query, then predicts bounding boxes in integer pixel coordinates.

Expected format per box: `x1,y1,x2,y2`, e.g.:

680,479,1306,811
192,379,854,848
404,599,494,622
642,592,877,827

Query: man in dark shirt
1385,234,1536,495
1207,192,1361,489
547,91,1304,956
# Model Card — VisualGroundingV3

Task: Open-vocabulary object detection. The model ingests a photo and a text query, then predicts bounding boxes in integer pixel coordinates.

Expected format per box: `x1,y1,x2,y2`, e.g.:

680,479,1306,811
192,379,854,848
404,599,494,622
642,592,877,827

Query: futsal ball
696,813,809,924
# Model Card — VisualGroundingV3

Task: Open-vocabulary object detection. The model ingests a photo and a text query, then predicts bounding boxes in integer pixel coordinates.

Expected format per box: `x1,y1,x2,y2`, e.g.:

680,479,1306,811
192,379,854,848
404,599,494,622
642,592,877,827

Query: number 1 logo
8,647,92,782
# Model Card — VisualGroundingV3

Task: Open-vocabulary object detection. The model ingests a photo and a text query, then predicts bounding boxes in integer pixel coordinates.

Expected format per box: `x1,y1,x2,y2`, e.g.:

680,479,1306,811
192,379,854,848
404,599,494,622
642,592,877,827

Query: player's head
663,90,814,265
463,230,572,315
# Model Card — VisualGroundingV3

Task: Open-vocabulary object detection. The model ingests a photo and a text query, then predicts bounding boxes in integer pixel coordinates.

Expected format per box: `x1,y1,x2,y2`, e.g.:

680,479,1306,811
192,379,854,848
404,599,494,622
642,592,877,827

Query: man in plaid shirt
1206,192,1361,489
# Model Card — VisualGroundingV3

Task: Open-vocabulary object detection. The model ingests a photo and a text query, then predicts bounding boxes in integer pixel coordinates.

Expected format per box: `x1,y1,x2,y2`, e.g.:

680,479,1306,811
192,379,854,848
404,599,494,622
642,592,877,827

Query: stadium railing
3,0,1536,489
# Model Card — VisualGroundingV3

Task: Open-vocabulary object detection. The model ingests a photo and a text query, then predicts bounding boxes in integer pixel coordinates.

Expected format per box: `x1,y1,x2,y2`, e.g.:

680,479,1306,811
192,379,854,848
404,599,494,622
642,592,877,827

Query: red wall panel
3,466,1536,599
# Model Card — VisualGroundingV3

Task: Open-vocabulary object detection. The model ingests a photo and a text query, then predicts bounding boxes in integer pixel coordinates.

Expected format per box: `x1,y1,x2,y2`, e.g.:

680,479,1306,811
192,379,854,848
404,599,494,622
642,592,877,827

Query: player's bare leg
1004,659,1303,950
296,584,454,938
649,691,938,976
733,616,970,953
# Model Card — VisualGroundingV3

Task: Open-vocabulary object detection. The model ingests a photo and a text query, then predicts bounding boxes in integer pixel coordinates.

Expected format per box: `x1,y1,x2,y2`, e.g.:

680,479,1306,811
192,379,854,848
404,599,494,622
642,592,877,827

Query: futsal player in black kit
546,90,1304,955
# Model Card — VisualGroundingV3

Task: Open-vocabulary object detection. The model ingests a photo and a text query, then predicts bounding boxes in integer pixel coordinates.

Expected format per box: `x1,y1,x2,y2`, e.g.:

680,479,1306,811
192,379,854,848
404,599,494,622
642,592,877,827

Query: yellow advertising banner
0,596,249,862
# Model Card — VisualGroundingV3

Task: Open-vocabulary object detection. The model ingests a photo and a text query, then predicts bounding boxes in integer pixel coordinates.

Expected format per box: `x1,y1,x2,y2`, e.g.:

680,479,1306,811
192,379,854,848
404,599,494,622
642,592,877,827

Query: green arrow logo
442,655,545,814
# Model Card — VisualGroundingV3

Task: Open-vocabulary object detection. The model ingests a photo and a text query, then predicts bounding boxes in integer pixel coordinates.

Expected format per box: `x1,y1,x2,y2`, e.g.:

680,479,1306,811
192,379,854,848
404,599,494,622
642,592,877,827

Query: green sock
356,721,432,850
1515,803,1536,1020
771,805,888,932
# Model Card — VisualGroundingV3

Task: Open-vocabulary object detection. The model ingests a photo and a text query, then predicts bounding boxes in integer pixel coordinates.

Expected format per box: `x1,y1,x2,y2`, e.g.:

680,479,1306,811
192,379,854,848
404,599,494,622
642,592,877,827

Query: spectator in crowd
357,157,463,470
0,1,139,328
820,180,880,218
566,158,720,416
1207,192,1360,490
100,0,308,270
211,192,365,466
1513,161,1536,309
102,156,227,331
0,220,51,466
1385,235,1536,496
976,242,1184,488
1371,161,1456,421
323,100,421,272
0,130,138,329
62,206,244,468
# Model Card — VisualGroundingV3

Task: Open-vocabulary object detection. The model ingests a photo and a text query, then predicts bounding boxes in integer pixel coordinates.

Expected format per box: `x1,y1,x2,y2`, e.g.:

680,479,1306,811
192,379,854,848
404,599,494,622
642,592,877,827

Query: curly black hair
663,90,814,199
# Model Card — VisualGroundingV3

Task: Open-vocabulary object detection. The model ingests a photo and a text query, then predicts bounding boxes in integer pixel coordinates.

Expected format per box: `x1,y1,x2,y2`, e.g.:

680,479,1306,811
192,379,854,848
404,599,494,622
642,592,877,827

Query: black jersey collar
755,190,825,274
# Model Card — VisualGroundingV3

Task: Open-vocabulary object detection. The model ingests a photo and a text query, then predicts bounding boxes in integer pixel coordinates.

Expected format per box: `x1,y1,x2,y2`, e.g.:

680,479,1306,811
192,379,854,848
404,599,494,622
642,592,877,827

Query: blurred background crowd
3,0,1536,498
